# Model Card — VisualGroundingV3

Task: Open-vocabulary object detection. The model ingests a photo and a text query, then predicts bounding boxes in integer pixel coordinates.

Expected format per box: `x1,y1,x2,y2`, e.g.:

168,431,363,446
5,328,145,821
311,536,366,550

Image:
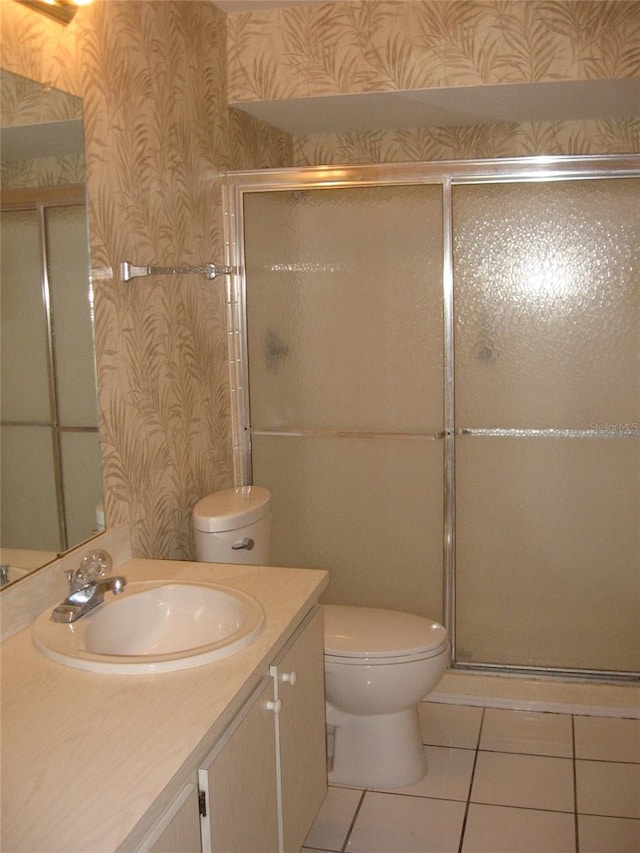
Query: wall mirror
0,68,104,589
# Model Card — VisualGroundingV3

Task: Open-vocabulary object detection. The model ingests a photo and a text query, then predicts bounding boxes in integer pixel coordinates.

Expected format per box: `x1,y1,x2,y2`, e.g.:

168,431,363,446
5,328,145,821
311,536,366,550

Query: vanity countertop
0,558,328,853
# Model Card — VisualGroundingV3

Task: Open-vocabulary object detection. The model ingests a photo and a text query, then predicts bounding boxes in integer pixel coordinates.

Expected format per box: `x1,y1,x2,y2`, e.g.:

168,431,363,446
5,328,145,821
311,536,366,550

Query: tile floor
303,702,640,853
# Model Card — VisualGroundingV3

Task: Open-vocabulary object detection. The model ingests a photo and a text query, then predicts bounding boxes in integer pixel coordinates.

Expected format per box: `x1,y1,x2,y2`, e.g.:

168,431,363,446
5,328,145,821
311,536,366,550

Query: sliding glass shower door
453,178,639,674
229,157,639,678
242,184,446,619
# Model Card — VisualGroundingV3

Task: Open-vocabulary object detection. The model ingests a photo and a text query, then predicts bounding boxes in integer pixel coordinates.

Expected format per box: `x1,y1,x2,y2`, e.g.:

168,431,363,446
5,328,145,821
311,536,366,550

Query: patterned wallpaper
228,0,640,100
1,70,85,188
0,69,82,124
293,117,640,165
1,152,86,188
228,0,640,163
0,0,292,559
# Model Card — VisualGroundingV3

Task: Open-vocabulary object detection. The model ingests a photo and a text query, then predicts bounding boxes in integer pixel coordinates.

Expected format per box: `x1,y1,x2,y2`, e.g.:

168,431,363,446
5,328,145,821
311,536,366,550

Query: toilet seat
323,604,448,665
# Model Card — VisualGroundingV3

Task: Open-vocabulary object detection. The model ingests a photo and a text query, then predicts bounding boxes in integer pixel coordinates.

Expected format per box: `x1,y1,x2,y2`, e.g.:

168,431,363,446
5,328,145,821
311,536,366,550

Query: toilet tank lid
322,604,447,658
192,486,271,532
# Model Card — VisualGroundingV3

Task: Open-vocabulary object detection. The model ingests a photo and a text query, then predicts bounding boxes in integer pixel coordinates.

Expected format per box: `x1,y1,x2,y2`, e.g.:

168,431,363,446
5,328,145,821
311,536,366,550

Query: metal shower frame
223,154,639,684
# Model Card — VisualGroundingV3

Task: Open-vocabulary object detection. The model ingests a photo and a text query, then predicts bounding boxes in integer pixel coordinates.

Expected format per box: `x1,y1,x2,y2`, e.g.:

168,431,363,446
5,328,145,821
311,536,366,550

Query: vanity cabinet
200,677,280,852
272,608,327,853
199,609,327,853
143,784,202,853
1,560,329,853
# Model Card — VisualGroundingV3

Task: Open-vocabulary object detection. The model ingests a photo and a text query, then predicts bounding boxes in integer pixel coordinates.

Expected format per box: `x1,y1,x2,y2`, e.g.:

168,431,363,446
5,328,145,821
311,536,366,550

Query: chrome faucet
51,575,127,623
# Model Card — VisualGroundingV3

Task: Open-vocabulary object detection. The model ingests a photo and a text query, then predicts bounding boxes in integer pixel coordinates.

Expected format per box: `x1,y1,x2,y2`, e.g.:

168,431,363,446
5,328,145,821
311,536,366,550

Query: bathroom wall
293,117,639,164
0,0,292,558
226,0,640,163
228,1,640,101
2,0,637,561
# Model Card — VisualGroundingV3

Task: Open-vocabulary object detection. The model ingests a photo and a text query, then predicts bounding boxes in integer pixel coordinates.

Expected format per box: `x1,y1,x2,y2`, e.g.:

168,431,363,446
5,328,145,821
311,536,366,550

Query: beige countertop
0,559,328,853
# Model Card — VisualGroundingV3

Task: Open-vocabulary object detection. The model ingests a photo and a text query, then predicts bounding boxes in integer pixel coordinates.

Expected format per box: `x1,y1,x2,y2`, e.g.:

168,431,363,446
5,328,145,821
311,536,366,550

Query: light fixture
15,0,92,25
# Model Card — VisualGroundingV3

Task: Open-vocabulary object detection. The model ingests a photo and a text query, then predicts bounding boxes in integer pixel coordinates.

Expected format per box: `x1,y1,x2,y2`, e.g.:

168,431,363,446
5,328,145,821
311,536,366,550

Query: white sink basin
32,581,265,674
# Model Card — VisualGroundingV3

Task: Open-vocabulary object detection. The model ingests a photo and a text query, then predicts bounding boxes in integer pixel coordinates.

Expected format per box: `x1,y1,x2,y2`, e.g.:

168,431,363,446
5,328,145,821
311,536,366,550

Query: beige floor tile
574,716,640,763
471,751,575,812
304,786,363,852
345,792,466,853
462,803,575,853
373,745,475,801
480,708,573,757
578,814,640,853
419,702,483,749
576,760,640,819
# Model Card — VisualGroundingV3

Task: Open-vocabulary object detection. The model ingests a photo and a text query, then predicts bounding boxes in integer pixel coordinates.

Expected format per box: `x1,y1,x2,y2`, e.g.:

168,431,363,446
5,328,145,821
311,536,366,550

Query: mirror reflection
0,69,104,588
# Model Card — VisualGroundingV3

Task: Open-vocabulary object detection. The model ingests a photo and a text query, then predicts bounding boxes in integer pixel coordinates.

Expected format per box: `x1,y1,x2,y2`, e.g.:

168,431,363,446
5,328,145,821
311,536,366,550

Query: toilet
191,487,449,789
323,604,450,788
192,486,272,565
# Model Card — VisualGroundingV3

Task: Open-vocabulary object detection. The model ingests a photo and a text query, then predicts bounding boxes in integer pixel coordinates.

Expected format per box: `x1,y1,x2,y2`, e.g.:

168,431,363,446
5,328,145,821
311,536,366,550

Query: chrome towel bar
120,261,233,282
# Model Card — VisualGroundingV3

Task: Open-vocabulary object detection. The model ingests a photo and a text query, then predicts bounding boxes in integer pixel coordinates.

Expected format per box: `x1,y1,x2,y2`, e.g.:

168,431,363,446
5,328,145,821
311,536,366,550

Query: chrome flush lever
231,538,255,551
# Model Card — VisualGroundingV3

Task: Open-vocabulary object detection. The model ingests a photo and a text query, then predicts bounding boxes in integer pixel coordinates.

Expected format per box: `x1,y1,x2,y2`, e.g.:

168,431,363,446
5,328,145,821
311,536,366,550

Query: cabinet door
200,678,279,853
274,609,327,853
139,783,201,853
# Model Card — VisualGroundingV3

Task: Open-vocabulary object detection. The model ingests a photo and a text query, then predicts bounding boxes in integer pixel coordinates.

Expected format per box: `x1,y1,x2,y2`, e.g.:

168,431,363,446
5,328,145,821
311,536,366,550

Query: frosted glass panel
456,436,639,672
0,426,59,551
239,165,637,677
60,432,103,546
252,435,444,620
46,205,97,426
453,179,640,429
244,184,444,434
0,208,50,421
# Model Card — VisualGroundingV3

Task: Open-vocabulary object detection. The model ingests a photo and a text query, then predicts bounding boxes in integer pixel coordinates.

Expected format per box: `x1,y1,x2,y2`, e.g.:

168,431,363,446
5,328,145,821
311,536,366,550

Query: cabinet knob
281,671,297,686
266,698,282,714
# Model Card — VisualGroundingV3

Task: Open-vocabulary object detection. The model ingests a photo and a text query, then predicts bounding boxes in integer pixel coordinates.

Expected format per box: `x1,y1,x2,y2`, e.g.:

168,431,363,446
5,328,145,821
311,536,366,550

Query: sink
32,581,265,674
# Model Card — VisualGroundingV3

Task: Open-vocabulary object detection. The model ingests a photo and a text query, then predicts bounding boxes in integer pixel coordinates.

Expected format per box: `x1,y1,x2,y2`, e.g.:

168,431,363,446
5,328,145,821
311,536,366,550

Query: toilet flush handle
231,538,254,551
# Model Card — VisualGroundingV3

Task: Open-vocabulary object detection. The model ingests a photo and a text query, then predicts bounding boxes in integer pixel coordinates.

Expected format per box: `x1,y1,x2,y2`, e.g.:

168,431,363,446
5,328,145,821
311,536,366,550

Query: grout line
572,714,580,853
340,789,366,853
475,747,574,759
315,706,638,852
457,706,485,852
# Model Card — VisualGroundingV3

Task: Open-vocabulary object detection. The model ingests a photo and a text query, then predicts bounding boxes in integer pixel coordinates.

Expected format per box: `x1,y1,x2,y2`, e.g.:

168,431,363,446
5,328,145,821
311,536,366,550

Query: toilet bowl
323,604,450,788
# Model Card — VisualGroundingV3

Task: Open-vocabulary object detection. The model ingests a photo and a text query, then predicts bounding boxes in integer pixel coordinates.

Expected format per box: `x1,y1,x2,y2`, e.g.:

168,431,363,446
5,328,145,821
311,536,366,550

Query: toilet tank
192,486,272,565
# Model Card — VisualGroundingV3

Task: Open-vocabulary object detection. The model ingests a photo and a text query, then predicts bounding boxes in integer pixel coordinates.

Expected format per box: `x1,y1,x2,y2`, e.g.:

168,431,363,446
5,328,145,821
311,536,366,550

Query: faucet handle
73,549,113,589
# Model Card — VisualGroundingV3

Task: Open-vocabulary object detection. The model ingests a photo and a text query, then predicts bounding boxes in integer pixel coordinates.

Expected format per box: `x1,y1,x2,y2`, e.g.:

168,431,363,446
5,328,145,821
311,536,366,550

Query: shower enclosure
1,187,102,556
224,156,639,681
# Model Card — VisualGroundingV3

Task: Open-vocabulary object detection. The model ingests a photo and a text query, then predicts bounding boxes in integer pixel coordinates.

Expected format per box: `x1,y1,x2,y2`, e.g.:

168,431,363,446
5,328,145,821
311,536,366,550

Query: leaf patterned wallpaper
1,71,85,189
228,0,640,100
0,0,292,559
293,117,639,165
1,0,637,560
228,0,640,163
1,152,86,188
